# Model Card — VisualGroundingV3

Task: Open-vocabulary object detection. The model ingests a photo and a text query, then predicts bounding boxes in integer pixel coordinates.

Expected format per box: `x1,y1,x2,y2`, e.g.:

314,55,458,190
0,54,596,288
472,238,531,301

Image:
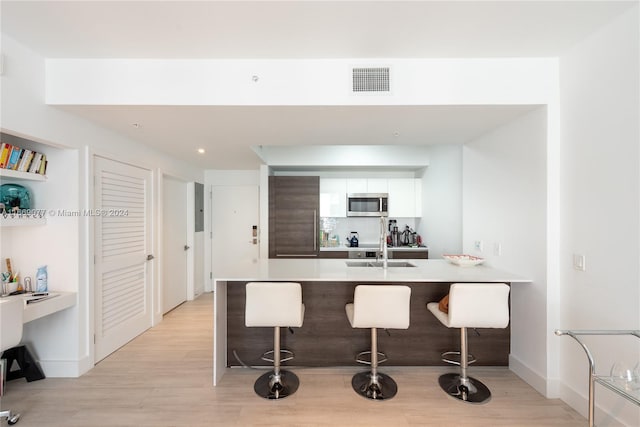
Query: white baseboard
558,379,639,426
510,355,637,426
38,355,92,378
509,353,555,397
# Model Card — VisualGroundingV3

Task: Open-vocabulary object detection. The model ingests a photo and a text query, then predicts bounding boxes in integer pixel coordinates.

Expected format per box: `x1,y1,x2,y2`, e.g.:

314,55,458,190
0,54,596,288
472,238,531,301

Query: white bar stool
426,282,510,404
345,285,411,400
245,282,305,399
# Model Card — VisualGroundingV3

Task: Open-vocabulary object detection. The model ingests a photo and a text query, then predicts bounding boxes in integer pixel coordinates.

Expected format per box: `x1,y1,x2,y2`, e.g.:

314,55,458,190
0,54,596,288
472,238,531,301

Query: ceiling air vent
352,67,390,93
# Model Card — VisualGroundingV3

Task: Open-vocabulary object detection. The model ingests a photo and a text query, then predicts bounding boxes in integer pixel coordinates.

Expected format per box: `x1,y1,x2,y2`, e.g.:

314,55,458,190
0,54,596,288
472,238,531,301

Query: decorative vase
0,183,32,212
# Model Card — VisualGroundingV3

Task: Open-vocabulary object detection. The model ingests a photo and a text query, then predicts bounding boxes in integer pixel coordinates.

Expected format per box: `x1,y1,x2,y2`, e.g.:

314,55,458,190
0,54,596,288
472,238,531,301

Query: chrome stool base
352,371,398,401
260,349,294,364
0,409,21,425
254,369,299,400
438,373,491,404
355,350,388,365
441,351,476,366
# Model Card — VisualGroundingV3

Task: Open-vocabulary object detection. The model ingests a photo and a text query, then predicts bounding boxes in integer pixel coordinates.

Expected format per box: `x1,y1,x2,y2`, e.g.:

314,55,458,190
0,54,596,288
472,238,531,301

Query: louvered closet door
94,156,153,362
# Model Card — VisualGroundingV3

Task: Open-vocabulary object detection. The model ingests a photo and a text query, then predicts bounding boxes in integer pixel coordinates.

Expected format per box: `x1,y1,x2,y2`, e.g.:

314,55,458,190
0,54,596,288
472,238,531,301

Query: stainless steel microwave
347,193,388,217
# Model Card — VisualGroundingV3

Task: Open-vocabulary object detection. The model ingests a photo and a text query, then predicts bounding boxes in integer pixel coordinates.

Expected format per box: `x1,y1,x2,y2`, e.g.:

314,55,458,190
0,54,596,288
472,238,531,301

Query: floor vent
352,67,390,93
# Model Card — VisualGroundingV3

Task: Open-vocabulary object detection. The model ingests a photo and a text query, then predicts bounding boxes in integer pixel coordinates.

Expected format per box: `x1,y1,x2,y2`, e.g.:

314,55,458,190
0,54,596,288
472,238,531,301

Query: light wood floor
1,293,585,426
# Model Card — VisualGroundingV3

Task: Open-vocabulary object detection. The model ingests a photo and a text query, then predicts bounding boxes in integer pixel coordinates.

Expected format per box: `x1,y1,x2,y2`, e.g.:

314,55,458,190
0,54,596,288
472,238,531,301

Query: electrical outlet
573,254,586,271
474,240,483,252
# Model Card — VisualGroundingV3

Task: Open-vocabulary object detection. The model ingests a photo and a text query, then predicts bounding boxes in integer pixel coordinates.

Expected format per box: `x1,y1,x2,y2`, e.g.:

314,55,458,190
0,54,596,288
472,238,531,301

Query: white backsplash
321,216,417,247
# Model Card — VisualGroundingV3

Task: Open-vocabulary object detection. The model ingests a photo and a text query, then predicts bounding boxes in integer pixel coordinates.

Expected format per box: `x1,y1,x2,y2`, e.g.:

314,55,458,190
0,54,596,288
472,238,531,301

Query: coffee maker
388,219,399,247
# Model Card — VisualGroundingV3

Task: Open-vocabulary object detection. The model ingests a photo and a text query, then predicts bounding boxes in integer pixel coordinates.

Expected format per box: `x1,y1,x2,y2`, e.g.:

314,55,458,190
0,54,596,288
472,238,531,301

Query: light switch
493,243,502,256
474,240,483,252
573,254,586,271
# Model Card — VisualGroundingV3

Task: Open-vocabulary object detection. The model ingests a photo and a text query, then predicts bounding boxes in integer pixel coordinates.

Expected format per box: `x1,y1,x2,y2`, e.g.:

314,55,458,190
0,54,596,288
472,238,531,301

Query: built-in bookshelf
0,140,48,176
0,168,47,181
0,133,49,227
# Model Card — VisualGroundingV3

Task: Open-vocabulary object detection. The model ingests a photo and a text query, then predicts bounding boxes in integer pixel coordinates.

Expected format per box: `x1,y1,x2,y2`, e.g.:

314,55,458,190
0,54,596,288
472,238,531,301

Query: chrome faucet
379,216,388,269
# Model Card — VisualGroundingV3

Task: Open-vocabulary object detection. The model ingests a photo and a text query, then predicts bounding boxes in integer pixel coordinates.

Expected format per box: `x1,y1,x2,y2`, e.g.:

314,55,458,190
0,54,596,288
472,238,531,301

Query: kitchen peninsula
212,259,530,385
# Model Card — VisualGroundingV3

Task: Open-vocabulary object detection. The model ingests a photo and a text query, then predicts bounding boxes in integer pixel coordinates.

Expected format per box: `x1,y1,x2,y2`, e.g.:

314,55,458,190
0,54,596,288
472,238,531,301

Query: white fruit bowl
443,254,485,267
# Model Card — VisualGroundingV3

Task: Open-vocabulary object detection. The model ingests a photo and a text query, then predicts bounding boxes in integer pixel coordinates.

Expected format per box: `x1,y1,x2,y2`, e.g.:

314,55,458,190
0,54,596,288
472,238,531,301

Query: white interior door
94,156,153,362
162,175,188,313
211,185,259,273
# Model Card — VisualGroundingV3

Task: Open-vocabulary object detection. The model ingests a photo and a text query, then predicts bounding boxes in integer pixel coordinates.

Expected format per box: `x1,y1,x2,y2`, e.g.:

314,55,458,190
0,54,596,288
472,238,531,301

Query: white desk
1,291,76,324
0,291,76,384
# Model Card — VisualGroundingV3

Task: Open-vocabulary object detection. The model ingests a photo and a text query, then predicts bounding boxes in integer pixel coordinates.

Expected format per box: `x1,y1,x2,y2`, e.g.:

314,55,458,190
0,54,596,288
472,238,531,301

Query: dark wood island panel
226,281,510,367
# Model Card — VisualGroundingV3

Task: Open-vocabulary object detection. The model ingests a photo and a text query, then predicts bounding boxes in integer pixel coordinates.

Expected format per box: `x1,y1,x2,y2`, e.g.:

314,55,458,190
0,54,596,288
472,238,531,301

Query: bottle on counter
391,227,399,247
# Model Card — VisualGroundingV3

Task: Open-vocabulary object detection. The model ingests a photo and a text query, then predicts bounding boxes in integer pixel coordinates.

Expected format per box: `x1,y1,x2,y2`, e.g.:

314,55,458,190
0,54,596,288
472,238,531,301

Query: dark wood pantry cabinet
268,176,319,258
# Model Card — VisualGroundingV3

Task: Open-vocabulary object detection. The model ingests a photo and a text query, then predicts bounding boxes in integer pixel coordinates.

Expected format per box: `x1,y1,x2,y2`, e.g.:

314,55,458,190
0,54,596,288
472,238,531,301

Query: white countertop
213,258,530,283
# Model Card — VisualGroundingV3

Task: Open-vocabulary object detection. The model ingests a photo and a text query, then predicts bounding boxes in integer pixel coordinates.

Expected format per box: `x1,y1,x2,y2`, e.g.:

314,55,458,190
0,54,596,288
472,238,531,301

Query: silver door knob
146,254,155,261
184,245,190,251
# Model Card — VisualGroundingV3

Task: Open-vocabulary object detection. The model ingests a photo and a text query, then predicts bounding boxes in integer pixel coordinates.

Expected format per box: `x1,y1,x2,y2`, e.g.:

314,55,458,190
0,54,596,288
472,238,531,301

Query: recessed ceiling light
197,148,205,154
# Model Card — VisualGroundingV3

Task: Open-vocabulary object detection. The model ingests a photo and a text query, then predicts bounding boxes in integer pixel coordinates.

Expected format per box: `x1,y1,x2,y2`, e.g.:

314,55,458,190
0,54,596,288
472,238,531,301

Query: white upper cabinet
346,178,388,194
320,178,347,217
388,178,422,217
414,179,422,217
323,177,422,218
366,178,388,193
346,179,366,194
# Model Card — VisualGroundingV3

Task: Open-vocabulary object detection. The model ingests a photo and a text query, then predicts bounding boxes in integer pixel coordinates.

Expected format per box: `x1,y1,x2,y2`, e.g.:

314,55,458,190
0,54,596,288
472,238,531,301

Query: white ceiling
2,1,635,169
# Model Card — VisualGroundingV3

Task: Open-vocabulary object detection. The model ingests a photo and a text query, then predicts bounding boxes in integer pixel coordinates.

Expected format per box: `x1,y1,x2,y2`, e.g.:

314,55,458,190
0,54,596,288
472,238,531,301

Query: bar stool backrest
245,282,304,327
448,283,510,329
351,285,411,329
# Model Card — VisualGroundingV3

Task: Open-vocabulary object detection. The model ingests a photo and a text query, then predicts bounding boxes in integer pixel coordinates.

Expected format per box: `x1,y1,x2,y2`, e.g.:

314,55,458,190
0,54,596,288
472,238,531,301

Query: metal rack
555,329,640,427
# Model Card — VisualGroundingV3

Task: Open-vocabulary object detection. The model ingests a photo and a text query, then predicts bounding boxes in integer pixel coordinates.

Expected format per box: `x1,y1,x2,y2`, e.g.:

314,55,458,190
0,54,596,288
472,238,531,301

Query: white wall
258,145,431,167
46,58,558,106
558,6,639,426
419,145,463,259
463,107,549,394
1,35,204,376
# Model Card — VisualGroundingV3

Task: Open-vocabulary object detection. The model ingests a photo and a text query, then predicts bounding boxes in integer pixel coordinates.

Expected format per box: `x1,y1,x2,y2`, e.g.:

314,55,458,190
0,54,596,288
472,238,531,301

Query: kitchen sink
345,261,416,268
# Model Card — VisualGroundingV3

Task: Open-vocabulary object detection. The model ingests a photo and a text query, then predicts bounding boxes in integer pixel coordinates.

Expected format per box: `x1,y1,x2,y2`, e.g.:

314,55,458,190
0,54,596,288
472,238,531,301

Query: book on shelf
39,156,48,175
6,146,22,170
17,149,34,172
28,152,43,173
0,143,11,168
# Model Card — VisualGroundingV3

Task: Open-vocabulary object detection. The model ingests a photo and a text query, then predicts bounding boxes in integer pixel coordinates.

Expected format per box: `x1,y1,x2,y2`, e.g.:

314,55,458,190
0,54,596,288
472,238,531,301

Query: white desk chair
1,298,23,424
